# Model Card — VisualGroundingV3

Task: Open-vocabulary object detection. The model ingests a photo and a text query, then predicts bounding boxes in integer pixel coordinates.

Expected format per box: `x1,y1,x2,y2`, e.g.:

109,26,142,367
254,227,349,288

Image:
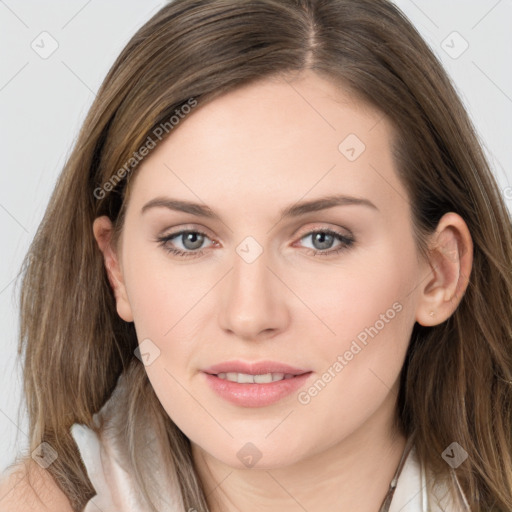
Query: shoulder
0,459,73,512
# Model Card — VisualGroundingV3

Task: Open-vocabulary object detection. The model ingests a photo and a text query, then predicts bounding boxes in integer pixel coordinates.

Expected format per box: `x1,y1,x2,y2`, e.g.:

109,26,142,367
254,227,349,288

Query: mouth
211,371,298,384
201,360,313,407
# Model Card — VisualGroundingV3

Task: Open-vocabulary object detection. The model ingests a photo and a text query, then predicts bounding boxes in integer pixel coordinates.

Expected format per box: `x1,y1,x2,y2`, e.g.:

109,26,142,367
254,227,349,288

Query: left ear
415,212,473,326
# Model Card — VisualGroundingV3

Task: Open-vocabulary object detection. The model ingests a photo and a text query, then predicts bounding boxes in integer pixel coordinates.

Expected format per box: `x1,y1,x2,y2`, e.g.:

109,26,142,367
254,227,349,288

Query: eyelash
156,228,355,259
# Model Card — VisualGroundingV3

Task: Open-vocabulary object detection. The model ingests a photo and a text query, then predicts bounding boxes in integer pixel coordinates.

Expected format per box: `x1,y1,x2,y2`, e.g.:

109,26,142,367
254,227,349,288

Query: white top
70,373,471,512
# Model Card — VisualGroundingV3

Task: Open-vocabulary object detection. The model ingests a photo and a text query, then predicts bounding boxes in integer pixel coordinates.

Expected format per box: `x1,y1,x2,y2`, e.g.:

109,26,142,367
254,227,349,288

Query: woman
1,0,511,511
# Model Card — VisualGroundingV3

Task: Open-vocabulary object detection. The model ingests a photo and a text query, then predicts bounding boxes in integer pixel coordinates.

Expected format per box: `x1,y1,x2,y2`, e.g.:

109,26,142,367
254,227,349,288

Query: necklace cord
377,434,416,512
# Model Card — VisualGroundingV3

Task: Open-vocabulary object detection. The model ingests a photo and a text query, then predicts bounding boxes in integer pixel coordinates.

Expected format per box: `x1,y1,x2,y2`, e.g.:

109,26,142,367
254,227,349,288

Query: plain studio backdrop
0,0,511,469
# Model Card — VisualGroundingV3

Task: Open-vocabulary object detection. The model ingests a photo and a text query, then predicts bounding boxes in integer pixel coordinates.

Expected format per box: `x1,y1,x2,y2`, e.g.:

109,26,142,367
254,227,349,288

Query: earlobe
92,216,134,323
415,212,473,327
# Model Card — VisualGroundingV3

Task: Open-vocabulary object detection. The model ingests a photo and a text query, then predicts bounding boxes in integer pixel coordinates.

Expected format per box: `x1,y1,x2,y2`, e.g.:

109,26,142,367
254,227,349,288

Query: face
103,70,430,469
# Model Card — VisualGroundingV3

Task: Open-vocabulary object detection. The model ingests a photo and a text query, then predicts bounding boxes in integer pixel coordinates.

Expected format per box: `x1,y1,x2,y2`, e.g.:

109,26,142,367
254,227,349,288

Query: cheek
294,245,417,412
302,239,417,355
120,242,220,428
294,241,419,422
122,236,208,341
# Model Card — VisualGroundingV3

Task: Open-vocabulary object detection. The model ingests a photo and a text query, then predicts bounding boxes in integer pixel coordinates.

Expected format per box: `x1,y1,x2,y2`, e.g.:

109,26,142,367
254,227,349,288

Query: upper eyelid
295,225,352,238
159,225,214,242
161,222,352,238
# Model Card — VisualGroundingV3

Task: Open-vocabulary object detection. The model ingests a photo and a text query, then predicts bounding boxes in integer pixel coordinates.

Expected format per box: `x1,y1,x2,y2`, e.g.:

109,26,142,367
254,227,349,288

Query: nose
218,246,290,341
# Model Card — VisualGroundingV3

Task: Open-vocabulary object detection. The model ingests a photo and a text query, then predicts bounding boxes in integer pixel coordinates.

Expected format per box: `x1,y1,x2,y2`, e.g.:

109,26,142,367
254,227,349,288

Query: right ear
92,216,134,322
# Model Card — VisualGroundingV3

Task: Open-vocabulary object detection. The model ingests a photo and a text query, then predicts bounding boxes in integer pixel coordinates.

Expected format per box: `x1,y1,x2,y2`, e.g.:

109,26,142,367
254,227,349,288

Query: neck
191,392,408,512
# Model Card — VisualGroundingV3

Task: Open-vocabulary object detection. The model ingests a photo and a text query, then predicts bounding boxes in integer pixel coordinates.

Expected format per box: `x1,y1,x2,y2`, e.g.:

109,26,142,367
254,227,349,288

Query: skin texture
93,70,473,512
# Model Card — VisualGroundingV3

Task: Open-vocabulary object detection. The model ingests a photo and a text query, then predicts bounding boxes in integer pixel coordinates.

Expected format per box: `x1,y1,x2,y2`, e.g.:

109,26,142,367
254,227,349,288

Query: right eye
156,229,217,258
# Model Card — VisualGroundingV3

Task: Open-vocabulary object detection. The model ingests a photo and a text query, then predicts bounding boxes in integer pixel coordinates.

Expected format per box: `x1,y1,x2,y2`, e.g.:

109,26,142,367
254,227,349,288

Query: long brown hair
11,0,512,510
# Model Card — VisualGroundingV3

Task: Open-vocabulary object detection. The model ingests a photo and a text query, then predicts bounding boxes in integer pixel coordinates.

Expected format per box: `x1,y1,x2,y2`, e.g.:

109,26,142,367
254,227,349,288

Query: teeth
216,372,294,383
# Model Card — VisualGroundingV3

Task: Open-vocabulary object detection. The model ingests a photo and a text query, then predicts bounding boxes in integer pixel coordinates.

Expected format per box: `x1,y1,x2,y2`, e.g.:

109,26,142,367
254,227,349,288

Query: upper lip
202,360,311,376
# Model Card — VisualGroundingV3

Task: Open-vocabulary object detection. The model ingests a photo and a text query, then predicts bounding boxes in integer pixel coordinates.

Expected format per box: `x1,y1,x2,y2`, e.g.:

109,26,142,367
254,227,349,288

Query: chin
199,436,313,471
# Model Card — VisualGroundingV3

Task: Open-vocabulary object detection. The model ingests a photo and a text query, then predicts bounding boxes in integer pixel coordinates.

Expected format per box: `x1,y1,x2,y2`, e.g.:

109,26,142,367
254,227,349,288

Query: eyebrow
140,194,379,219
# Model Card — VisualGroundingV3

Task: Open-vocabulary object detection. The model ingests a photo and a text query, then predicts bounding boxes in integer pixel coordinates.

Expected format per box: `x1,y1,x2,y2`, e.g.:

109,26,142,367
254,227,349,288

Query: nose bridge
218,235,288,338
232,241,270,297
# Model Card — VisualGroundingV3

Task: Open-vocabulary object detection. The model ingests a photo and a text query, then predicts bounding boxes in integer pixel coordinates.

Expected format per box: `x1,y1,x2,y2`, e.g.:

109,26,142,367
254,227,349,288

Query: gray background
1,0,511,469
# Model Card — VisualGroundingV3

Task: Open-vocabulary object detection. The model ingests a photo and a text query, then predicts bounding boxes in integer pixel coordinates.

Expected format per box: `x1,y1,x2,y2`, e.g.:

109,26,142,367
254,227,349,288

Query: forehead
125,71,406,219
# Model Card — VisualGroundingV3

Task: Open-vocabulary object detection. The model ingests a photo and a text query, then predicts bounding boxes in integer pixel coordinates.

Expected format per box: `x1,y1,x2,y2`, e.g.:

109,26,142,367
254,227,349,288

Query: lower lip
202,372,313,407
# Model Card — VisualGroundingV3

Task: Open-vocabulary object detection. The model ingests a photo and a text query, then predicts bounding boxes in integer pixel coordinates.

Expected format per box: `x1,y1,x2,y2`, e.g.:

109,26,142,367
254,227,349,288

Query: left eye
298,230,353,254
156,228,354,258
